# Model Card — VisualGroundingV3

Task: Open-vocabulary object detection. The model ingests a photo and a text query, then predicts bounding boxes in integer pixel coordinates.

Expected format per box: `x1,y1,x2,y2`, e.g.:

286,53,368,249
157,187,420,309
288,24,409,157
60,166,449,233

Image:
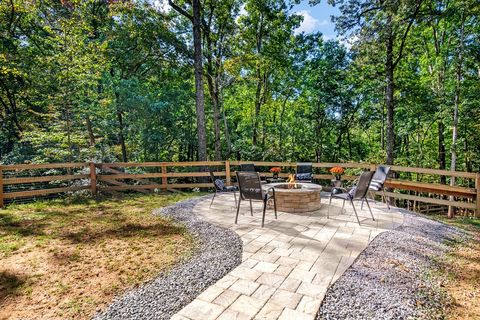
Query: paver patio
172,193,405,320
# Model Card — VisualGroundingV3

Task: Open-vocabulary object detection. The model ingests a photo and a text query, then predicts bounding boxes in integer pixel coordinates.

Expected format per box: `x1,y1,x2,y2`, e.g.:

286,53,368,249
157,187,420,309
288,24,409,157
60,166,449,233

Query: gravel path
94,196,242,320
317,209,466,320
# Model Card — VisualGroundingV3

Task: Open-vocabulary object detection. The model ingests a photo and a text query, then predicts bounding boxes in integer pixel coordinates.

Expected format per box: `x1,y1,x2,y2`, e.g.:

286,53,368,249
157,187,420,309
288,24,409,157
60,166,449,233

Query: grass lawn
0,193,201,320
431,215,480,320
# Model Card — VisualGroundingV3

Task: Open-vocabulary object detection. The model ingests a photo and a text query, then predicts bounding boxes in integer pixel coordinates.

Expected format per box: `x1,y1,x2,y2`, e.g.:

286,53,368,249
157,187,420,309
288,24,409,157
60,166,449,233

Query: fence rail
0,161,479,217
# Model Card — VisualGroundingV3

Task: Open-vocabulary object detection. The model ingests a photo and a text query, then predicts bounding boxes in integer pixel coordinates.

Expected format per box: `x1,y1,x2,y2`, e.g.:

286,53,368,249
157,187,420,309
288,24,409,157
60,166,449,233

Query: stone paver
174,193,405,319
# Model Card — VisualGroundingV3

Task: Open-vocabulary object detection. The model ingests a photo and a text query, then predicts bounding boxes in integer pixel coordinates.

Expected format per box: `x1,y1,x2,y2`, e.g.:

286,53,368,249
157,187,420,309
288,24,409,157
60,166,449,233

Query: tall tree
327,0,423,164
202,0,239,160
169,0,208,161
236,0,300,149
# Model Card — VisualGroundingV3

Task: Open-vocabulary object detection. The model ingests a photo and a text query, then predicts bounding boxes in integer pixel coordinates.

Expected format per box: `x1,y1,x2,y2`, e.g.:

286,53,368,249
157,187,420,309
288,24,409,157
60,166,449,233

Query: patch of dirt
0,194,196,320
443,233,480,320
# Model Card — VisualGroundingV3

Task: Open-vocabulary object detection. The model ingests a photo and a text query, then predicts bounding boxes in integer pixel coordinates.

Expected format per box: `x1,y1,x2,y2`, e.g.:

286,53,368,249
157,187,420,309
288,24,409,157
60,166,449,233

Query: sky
153,0,341,40
292,0,340,40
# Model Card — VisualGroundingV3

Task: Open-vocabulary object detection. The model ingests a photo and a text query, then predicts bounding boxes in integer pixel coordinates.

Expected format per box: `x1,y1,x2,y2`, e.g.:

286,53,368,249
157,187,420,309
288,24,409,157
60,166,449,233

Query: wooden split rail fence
0,161,479,217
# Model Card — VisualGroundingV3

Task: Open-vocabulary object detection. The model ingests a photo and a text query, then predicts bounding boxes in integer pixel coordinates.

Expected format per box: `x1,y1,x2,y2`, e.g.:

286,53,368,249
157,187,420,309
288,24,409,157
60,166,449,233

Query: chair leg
350,200,361,225
364,198,375,221
235,198,242,224
249,199,253,216
273,197,277,219
341,199,346,213
327,196,332,218
361,198,364,210
233,191,238,208
210,190,217,208
262,199,267,227
382,189,391,209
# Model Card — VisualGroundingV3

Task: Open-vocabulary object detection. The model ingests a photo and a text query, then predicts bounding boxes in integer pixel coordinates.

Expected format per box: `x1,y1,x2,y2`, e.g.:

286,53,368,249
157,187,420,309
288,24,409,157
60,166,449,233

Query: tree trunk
212,91,221,160
66,104,73,164
385,26,395,165
381,104,385,150
116,109,128,162
192,0,207,161
220,98,232,157
86,115,95,147
449,11,465,218
252,14,264,146
438,121,446,183
206,64,221,160
279,93,290,159
253,67,263,146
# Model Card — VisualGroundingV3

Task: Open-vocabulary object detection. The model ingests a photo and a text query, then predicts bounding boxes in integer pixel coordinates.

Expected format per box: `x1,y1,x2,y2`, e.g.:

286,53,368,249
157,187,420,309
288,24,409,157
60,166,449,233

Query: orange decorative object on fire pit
270,167,282,179
270,167,282,174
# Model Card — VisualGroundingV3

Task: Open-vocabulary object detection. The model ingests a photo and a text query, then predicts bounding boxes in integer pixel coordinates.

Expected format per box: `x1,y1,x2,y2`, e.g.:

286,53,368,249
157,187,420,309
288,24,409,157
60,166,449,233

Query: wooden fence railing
0,161,478,217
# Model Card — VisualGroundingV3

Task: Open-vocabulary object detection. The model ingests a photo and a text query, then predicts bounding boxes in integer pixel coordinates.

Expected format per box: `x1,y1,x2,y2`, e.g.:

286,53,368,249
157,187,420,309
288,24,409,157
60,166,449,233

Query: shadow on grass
0,196,189,249
0,211,48,238
61,223,187,243
0,271,26,303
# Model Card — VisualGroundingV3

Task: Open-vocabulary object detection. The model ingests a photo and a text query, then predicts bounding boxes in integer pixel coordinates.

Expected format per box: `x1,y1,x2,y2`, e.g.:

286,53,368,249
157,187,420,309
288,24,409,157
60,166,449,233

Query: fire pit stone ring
263,182,322,213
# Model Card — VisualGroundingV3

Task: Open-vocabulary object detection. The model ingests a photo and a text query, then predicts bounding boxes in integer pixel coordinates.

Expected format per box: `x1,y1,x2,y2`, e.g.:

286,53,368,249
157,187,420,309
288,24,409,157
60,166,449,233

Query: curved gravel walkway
94,196,242,320
317,209,466,320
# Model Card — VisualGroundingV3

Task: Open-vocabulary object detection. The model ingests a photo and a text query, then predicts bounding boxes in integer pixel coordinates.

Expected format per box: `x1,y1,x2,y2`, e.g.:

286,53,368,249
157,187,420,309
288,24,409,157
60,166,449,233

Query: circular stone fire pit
264,182,322,213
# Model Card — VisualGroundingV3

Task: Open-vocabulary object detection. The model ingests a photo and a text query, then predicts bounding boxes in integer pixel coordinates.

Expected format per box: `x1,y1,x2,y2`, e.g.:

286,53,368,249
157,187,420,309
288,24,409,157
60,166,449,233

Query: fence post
161,164,167,190
225,160,231,186
89,162,97,196
0,166,4,208
476,173,480,217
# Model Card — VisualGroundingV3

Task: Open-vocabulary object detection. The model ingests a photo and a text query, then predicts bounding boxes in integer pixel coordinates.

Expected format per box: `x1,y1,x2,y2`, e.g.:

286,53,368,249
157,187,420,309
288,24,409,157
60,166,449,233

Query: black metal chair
240,163,256,171
235,171,277,227
240,163,269,184
296,162,313,182
363,165,391,210
328,170,375,224
209,169,237,208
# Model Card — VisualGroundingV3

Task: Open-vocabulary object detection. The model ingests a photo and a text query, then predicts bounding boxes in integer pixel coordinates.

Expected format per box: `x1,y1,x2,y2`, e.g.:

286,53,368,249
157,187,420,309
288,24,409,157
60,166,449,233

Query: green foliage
0,0,478,173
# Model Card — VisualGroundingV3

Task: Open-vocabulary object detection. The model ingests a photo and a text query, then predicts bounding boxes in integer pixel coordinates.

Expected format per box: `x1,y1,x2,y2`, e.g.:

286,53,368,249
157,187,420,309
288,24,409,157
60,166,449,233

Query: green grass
0,192,204,319
430,214,480,234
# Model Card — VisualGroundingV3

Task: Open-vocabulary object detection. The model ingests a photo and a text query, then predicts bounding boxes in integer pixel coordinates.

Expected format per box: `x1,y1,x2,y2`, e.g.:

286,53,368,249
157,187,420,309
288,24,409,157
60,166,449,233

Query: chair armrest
265,187,276,199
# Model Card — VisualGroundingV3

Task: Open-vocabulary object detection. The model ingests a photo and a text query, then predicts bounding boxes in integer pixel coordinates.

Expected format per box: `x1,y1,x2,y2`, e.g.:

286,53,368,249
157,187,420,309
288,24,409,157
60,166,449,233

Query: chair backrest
352,170,375,199
372,165,391,185
236,171,264,201
240,163,256,172
214,179,225,191
296,162,313,181
208,168,216,183
209,168,222,191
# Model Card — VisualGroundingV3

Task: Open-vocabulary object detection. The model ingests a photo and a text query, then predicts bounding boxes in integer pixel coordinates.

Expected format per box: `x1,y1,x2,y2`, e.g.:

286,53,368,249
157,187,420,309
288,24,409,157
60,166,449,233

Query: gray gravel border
94,195,242,320
317,208,467,320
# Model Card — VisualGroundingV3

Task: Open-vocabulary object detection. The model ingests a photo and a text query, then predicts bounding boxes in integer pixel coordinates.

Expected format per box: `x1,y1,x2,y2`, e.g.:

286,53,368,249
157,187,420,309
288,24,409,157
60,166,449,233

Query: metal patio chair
362,165,391,210
240,163,256,171
328,170,375,224
209,169,237,208
240,163,268,184
235,171,277,227
295,162,313,182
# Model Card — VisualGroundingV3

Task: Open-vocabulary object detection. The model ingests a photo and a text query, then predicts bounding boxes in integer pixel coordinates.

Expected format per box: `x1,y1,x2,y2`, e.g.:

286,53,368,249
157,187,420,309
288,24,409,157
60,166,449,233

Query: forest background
1,0,479,175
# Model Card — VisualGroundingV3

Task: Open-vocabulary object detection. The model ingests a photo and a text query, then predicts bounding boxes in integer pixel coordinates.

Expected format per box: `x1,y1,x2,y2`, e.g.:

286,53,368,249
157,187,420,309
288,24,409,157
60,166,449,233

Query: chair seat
296,173,312,181
331,192,352,200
